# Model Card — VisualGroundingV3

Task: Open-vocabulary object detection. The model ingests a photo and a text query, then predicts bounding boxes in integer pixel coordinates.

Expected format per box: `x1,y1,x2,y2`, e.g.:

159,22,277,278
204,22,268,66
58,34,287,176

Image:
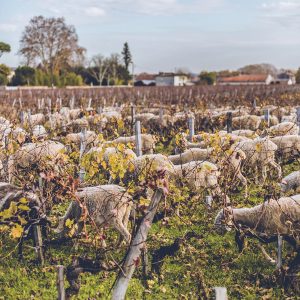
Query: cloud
26,0,224,18
261,1,300,26
84,6,106,17
0,23,17,32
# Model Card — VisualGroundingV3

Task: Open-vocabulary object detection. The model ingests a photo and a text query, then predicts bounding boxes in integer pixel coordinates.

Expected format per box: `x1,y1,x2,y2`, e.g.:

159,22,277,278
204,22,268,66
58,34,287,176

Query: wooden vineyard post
226,112,232,134
135,120,142,157
264,109,270,127
188,117,195,142
214,287,228,300
79,125,87,182
57,265,65,300
112,189,164,300
159,107,164,122
131,105,136,134
252,98,256,110
88,98,92,109
205,195,213,209
33,225,44,265
296,107,300,135
48,98,52,112
276,235,283,269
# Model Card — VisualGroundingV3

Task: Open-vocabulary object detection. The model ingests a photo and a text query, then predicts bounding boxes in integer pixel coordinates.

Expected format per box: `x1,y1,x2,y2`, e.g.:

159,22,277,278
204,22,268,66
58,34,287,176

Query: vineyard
0,85,300,299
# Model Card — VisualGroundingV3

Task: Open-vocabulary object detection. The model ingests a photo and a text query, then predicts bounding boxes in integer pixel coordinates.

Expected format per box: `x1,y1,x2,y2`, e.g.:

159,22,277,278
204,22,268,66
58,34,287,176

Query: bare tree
108,53,121,85
89,54,110,86
19,16,85,82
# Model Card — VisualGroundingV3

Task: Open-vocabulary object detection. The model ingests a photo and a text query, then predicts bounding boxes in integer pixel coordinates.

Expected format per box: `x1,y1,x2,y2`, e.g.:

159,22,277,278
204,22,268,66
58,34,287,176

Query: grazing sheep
67,118,89,131
110,134,156,154
32,125,47,139
69,109,83,120
215,195,300,248
101,111,121,121
65,131,98,148
8,140,66,183
168,148,212,165
232,130,258,139
55,185,133,244
281,114,296,123
268,122,299,137
171,161,221,196
24,113,45,127
281,171,300,193
259,115,279,127
271,135,300,160
0,117,11,126
235,137,281,182
232,115,261,131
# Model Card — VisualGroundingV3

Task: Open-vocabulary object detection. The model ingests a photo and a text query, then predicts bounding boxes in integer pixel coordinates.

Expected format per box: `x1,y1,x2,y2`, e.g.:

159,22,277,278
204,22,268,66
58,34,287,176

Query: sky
1,0,300,73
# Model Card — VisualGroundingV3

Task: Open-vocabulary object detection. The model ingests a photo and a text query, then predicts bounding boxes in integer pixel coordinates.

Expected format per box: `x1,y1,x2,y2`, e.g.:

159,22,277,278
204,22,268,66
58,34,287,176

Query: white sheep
8,140,66,183
65,131,98,148
55,184,133,244
110,134,156,154
232,115,261,131
271,135,300,160
171,161,221,196
268,122,299,137
215,195,300,247
235,137,281,182
280,171,300,193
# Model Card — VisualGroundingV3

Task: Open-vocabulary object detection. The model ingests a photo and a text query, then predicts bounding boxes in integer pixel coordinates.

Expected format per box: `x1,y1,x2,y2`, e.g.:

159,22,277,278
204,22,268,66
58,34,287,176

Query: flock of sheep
1,100,300,291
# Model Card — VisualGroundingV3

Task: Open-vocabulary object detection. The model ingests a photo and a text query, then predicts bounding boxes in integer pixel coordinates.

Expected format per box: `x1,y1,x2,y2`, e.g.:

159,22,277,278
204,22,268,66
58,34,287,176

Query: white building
155,72,189,86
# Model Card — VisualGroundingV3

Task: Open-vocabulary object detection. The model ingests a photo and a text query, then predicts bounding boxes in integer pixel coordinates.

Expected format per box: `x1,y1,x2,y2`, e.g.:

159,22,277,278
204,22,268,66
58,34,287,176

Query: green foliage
0,41,11,57
122,42,132,72
199,71,217,85
295,68,300,84
0,64,11,85
10,66,36,86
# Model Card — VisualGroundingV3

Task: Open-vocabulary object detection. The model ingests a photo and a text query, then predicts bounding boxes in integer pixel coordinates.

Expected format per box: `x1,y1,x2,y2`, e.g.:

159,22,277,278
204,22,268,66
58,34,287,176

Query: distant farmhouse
134,72,190,86
218,74,274,86
155,72,189,86
272,73,296,85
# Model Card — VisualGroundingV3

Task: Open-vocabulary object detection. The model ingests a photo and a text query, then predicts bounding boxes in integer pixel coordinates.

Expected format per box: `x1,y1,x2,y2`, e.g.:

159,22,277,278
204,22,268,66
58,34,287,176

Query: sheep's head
214,207,233,235
280,179,288,193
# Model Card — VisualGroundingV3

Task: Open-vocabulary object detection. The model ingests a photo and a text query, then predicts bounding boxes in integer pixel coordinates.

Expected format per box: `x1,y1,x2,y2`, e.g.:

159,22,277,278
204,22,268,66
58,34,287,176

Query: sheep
8,140,66,183
32,125,47,139
271,135,300,160
67,118,89,131
110,134,156,154
235,137,281,182
168,148,212,165
281,114,296,123
280,171,300,193
55,185,133,244
214,195,300,249
232,130,258,139
86,146,137,179
65,131,98,148
259,115,279,127
69,108,83,120
268,122,299,137
101,111,121,121
232,115,261,131
171,161,221,196
0,117,11,126
24,113,45,127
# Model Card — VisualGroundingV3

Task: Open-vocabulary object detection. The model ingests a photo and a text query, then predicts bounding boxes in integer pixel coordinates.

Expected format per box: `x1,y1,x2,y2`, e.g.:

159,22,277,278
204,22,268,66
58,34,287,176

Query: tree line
0,16,133,87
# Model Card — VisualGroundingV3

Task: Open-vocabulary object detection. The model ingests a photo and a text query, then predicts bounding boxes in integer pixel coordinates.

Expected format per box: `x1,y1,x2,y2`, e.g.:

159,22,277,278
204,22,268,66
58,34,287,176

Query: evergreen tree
121,42,132,71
